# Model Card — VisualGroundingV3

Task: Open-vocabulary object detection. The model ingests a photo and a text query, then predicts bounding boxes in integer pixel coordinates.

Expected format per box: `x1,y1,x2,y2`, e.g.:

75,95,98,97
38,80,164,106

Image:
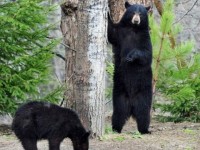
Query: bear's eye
131,12,135,15
134,12,141,15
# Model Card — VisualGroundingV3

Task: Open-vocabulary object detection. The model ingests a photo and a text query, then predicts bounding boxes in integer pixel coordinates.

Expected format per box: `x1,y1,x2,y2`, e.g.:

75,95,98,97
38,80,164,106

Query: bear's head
72,130,90,150
120,2,150,29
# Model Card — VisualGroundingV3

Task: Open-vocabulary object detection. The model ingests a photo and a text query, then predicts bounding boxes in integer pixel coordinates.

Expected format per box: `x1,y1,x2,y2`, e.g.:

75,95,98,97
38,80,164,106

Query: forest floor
0,116,200,150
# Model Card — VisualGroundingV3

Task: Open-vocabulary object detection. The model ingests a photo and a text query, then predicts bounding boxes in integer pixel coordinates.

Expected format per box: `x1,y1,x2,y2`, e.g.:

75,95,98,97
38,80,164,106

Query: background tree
0,0,58,114
60,0,107,137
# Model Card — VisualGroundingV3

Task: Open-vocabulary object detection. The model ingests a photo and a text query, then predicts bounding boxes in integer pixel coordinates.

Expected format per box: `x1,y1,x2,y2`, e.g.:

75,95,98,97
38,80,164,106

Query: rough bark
154,0,163,15
61,0,78,109
108,0,124,23
60,0,107,137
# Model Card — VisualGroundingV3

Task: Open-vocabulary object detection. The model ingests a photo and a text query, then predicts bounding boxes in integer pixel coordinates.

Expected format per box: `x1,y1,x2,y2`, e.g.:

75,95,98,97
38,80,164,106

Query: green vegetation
102,125,142,141
131,131,142,139
113,136,126,142
183,129,196,135
150,0,200,122
105,125,115,134
0,0,61,114
105,60,114,100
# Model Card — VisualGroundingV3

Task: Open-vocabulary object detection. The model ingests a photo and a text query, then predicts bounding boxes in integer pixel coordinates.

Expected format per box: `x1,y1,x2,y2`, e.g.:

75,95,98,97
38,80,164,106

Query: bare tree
60,0,107,137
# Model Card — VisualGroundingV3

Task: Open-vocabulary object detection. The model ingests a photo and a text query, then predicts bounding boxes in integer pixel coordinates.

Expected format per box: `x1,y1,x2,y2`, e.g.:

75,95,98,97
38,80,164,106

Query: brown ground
0,118,200,150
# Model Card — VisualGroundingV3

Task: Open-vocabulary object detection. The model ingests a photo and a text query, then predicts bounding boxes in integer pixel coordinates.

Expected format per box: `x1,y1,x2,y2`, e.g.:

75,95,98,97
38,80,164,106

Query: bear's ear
145,6,151,12
125,1,131,9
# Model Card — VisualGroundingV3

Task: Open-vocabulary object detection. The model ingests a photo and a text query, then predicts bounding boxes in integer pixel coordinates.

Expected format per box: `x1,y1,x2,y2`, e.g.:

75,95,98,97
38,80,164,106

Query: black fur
108,3,152,134
12,101,90,150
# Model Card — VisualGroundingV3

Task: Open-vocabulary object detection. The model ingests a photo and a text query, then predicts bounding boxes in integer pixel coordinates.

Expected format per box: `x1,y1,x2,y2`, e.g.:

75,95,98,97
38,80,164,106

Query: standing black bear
108,2,152,134
12,101,90,150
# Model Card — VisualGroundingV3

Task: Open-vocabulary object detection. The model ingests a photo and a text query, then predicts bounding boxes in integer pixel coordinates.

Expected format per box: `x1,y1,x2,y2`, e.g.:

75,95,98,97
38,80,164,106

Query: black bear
12,101,90,150
108,2,152,134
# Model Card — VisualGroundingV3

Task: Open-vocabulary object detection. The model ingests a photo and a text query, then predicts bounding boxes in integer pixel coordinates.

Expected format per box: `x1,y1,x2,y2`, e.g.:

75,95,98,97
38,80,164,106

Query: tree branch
174,0,198,24
61,42,77,52
52,52,66,61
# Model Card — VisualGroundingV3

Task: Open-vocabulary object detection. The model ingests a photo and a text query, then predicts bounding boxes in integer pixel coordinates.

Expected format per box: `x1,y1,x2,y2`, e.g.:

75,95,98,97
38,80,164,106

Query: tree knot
61,2,78,16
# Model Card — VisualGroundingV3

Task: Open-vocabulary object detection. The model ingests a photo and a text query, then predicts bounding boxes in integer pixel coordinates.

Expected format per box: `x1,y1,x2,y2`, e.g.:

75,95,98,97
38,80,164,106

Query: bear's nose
133,20,139,24
132,14,140,25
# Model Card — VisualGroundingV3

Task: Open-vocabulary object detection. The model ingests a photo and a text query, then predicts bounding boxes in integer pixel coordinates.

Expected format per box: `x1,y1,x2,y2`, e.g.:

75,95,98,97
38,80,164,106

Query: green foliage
113,136,125,142
43,84,65,103
131,131,142,139
0,0,59,114
105,60,114,99
103,126,142,141
105,125,115,134
183,129,196,135
106,61,114,77
150,0,200,122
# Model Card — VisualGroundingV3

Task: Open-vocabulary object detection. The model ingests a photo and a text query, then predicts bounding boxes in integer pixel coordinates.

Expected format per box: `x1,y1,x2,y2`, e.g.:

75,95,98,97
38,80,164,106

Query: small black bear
12,101,90,150
108,2,152,134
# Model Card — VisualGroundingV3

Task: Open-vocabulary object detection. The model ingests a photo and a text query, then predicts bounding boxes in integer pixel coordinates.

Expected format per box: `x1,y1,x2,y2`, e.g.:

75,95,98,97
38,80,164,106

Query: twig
152,27,167,94
60,98,65,106
61,43,77,52
174,0,198,24
59,73,74,107
52,52,66,61
105,99,112,105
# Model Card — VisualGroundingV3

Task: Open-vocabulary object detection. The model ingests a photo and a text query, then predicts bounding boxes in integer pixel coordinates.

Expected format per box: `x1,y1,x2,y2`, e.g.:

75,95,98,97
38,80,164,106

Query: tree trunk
60,0,107,137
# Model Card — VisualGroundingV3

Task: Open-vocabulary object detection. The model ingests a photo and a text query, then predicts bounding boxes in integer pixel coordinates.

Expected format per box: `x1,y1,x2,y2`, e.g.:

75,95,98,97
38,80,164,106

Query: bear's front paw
126,54,135,62
126,50,137,62
126,56,133,62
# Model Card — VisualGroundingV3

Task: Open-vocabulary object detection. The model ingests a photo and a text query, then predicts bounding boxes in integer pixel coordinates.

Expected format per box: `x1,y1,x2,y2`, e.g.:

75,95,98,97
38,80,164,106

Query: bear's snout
132,13,140,25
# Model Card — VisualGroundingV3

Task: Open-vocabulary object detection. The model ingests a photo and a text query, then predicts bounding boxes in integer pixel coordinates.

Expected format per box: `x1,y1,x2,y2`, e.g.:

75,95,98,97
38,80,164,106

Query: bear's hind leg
134,91,152,134
21,139,37,150
112,94,130,133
